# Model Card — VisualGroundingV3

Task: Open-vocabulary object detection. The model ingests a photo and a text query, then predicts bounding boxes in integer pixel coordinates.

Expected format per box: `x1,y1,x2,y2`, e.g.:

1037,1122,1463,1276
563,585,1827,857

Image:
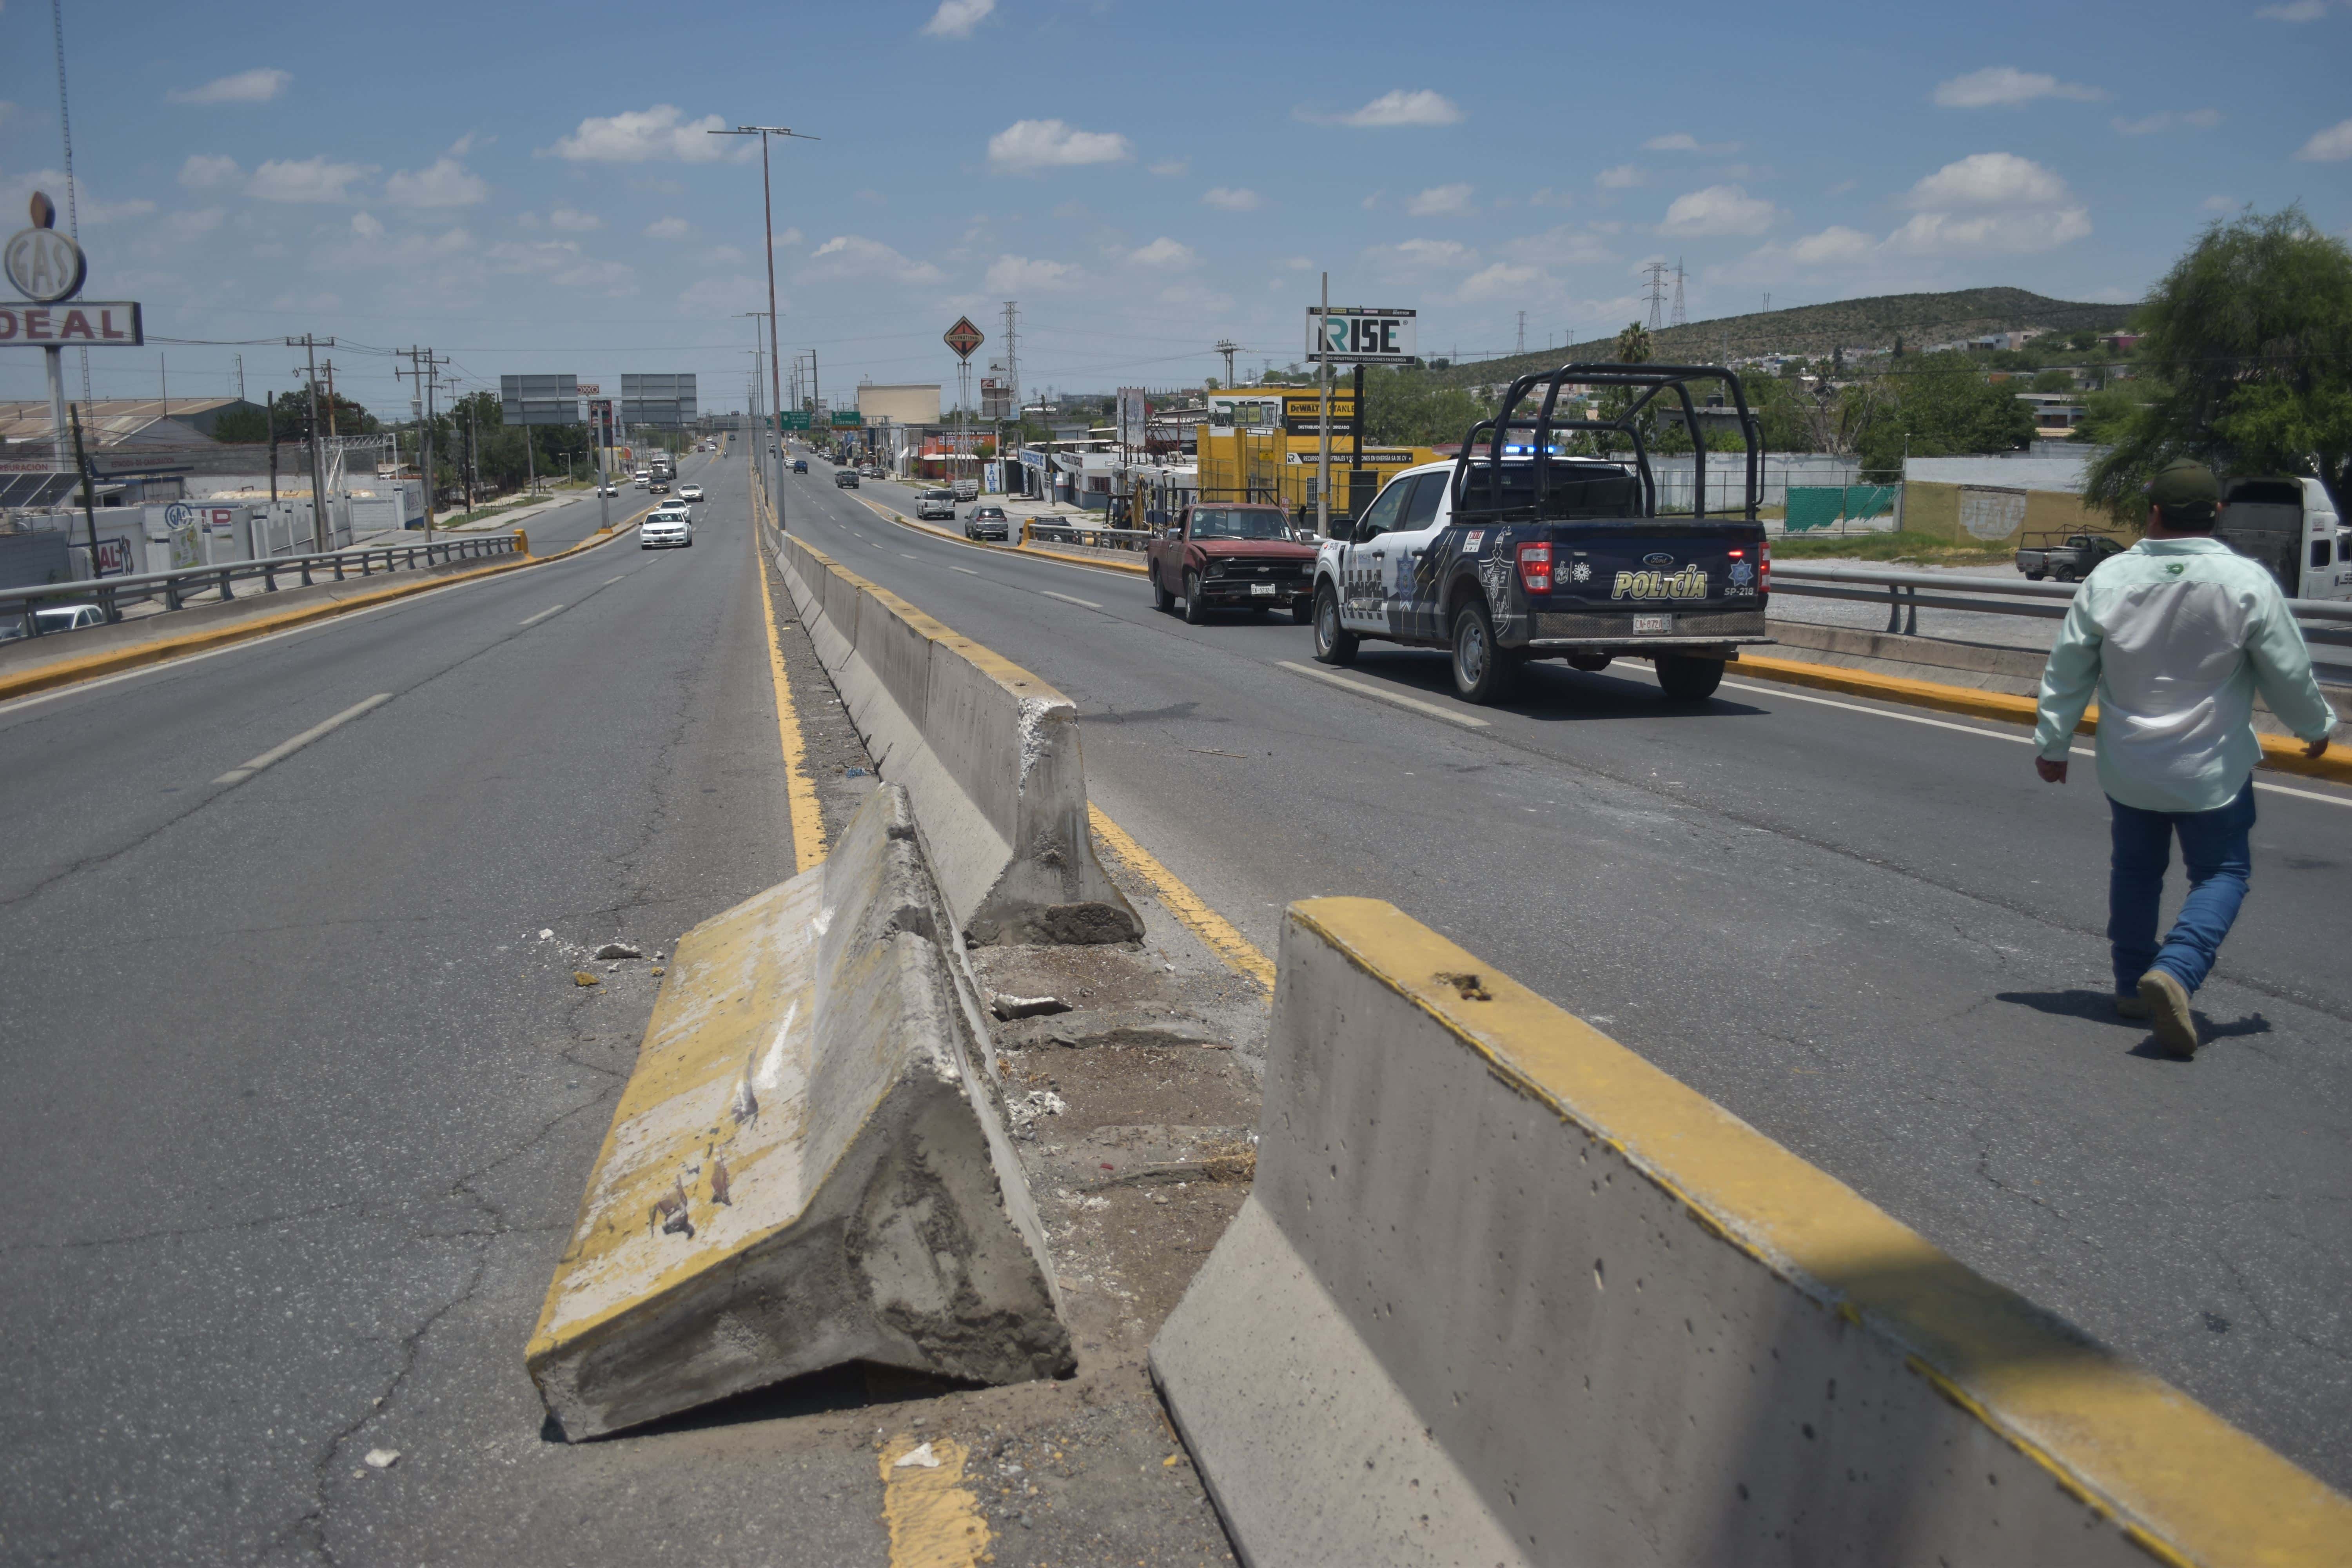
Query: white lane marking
1040,589,1102,609
900,552,919,559
518,603,565,626
603,573,627,586
212,693,394,786
1719,677,2352,811
951,566,980,576
1276,660,1490,729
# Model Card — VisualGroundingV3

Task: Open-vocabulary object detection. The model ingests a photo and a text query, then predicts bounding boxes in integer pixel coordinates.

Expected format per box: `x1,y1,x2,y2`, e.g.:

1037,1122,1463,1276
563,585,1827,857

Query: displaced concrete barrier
768,525,1141,946
527,786,1073,1441
1152,897,2352,1566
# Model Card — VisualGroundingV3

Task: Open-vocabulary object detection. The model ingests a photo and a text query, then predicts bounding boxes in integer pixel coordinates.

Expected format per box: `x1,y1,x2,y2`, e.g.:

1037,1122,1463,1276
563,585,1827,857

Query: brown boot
2137,970,2198,1059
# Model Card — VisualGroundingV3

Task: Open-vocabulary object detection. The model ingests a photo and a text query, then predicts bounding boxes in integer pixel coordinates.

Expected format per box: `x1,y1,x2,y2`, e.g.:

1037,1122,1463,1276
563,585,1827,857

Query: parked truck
2217,476,2352,601
2015,532,2127,582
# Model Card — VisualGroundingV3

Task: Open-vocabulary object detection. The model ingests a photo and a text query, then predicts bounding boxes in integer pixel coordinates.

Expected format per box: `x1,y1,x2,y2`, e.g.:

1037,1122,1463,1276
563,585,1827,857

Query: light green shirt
2033,536,2337,813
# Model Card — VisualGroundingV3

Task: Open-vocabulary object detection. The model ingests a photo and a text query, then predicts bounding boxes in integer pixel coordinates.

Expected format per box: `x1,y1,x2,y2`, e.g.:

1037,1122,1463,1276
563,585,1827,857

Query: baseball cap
2147,458,2219,520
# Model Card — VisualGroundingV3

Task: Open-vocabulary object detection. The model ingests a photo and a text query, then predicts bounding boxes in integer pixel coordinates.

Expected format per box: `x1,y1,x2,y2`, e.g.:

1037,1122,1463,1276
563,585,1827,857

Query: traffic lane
0,498,814,1561
0,520,684,914
778,473,2352,1488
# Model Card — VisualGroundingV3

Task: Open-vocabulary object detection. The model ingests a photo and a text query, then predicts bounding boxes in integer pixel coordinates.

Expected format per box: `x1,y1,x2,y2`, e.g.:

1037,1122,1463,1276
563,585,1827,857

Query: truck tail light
1760,539,1771,592
1516,541,1553,593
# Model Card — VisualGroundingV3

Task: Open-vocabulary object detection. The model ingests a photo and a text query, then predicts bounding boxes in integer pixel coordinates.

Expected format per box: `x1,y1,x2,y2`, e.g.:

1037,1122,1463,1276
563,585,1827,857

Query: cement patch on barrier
769,526,1141,946
527,786,1072,1441
1151,898,2352,1567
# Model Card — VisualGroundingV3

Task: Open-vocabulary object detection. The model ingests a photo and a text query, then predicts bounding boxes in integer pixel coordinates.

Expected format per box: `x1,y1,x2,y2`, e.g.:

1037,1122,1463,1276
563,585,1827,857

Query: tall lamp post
710,122,818,528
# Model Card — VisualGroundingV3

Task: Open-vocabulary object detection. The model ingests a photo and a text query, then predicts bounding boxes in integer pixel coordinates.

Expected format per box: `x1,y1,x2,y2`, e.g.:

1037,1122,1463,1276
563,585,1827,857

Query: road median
1152,896,2352,1566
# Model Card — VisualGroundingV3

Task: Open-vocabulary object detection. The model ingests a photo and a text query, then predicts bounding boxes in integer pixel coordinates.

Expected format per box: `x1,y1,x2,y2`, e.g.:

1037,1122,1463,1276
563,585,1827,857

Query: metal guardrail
1023,520,1155,553
1772,561,2352,645
0,534,524,639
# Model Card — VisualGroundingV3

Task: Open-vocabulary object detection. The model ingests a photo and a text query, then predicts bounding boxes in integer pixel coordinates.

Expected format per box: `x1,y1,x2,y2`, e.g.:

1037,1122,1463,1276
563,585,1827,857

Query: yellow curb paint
754,524,827,873
1291,895,2352,1567
1088,804,1273,992
879,1435,991,1568
852,496,1150,577
0,509,650,705
1736,652,2352,788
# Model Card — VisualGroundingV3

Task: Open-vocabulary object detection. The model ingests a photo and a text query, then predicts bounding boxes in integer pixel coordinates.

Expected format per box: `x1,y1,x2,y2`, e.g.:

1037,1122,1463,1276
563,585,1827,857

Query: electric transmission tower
1671,259,1687,328
1642,263,1671,331
1515,312,1526,355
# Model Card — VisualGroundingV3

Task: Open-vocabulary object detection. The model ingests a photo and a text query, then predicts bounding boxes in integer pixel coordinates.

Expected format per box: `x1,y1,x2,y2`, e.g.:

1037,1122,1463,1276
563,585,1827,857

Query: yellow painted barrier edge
1086,803,1273,991
0,509,650,705
754,519,827,873
1289,895,2352,1568
1737,653,2352,788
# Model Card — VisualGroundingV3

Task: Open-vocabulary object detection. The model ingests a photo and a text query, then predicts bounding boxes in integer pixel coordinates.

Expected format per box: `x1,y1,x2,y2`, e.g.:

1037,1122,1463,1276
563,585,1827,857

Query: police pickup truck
1311,363,1773,704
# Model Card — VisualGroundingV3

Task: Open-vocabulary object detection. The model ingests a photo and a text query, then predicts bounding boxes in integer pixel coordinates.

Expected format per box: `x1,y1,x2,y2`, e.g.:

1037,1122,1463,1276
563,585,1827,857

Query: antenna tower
1671,259,1687,328
1642,263,1671,331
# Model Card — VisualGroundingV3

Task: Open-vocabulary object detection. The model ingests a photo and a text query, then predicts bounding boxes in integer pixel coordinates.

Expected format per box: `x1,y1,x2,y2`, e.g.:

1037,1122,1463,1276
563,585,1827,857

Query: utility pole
395,346,446,541
70,404,101,584
288,334,334,552
1214,338,1238,389
234,353,245,402
1671,259,1687,328
1642,263,1670,332
1316,271,1331,539
266,388,279,504
710,122,818,528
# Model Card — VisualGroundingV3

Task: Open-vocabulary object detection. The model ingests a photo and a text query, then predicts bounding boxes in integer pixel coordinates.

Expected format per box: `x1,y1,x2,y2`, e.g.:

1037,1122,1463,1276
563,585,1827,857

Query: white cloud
490,239,578,273
645,216,692,240
350,211,385,240
1886,207,2091,254
157,207,226,242
2296,118,2352,161
1658,184,1777,237
485,238,633,293
2258,0,2327,18
167,68,289,106
1150,160,1190,178
803,234,944,285
2201,195,2239,212
551,258,636,294
1201,186,1262,211
1302,89,1464,128
1596,165,1645,190
547,105,745,163
1363,238,1480,279
1785,225,1877,265
773,226,804,246
921,0,993,36
1933,66,2107,108
1642,132,1739,154
987,119,1132,172
2184,108,2224,129
1457,263,1541,303
1407,183,1475,216
1285,257,1314,270
1499,225,1617,266
549,207,602,231
706,244,746,264
1903,152,2069,209
1124,237,1195,268
179,154,242,191
385,156,488,208
1529,187,1573,209
247,156,371,203
984,254,1083,292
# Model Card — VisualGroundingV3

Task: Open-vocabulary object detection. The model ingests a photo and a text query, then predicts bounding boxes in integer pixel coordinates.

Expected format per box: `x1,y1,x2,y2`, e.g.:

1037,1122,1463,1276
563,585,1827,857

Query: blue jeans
2108,781,2256,996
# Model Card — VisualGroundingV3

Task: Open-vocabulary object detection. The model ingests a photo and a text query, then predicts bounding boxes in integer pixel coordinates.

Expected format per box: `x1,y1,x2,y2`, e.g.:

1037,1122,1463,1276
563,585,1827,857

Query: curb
1736,652,2352,788
856,498,1151,576
0,511,649,705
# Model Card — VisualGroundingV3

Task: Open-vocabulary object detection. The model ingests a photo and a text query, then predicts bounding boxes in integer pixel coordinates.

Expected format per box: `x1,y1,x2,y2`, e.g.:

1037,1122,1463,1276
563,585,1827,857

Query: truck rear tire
1451,601,1520,704
1152,567,1175,613
1655,655,1724,702
1312,585,1357,665
1183,570,1208,625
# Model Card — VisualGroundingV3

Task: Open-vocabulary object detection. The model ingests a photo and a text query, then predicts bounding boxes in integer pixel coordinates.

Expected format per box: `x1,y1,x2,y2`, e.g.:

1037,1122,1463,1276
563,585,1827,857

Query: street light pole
711,122,818,529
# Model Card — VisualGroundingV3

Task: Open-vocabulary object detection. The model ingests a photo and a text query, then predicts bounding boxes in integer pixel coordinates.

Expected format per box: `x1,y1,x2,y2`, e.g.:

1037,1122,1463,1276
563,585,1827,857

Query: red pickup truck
1146,503,1318,625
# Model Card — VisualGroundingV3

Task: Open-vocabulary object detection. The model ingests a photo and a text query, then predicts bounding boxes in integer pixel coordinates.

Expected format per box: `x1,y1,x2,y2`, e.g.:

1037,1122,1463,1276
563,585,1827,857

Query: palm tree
1612,321,1653,364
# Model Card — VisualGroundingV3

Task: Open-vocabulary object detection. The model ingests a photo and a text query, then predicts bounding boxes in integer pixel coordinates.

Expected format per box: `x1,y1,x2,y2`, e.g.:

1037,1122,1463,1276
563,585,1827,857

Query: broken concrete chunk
594,942,643,960
363,1448,400,1470
991,993,1072,1022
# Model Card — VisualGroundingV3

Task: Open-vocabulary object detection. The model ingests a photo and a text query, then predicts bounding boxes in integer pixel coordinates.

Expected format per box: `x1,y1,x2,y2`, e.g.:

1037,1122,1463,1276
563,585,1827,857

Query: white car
641,502,694,549
678,483,705,503
632,471,650,488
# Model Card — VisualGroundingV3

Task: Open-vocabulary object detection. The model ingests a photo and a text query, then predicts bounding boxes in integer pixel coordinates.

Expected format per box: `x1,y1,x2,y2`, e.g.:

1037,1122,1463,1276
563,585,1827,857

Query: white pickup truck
2218,476,2351,601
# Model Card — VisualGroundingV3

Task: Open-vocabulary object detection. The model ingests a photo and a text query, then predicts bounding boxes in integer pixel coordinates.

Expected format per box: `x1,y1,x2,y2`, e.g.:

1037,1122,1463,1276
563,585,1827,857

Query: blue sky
2,0,2347,420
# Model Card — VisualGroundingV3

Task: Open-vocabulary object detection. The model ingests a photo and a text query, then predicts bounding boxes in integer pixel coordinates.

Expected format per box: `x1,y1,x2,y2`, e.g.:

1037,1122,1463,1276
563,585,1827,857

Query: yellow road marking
1088,803,1274,992
878,1434,991,1568
754,525,827,872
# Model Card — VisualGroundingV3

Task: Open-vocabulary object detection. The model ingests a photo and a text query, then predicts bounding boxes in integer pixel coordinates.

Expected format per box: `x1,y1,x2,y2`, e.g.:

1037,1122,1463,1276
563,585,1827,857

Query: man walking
2034,459,2336,1058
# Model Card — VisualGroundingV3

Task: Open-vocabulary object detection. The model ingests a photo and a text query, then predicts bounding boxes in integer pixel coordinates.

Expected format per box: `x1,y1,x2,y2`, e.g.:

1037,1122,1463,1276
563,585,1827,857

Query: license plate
1250,583,1278,597
1633,614,1674,634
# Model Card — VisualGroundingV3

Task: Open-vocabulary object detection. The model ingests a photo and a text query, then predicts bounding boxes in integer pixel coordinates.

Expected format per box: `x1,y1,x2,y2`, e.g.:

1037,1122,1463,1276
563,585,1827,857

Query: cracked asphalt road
0,450,903,1564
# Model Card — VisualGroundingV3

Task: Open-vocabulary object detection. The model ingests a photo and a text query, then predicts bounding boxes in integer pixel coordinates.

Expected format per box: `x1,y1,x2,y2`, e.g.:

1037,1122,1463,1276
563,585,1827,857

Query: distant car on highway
647,479,670,495
951,478,979,504
860,464,882,480
632,472,650,488
678,483,705,503
835,469,860,489
793,459,808,474
2016,532,2125,583
1149,503,1318,625
596,482,621,497
641,502,694,549
965,505,1009,543
915,490,956,521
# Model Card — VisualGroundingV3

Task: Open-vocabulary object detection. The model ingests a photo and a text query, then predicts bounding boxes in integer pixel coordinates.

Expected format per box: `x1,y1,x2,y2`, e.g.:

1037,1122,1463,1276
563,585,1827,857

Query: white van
2218,477,2350,601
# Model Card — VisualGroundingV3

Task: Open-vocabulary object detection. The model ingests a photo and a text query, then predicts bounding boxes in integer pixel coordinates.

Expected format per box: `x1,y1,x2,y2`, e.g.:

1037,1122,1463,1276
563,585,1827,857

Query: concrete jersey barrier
527,786,1073,1440
769,524,1142,946
1151,897,2352,1567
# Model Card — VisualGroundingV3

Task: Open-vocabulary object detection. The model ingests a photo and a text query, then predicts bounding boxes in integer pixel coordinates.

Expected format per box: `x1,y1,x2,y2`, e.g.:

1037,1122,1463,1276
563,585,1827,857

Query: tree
262,387,374,438
1359,365,1492,447
1611,322,1652,364
209,404,271,443
1739,372,1818,453
2085,206,2352,519
1853,352,2034,473
2030,368,2078,394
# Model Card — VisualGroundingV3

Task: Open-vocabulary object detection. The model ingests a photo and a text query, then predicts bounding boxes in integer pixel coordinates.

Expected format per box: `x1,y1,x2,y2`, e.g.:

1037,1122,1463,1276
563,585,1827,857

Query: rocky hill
1427,287,2138,386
